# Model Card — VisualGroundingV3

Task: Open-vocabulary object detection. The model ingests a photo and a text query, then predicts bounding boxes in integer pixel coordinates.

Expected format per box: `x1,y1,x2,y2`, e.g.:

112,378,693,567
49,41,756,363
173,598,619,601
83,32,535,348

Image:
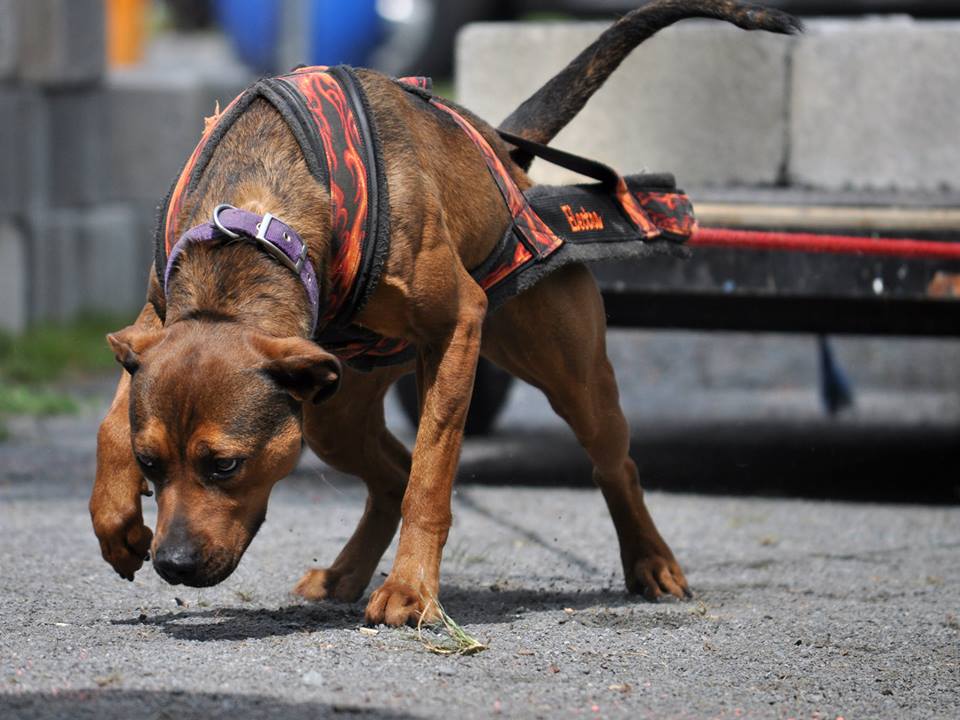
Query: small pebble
301,670,324,687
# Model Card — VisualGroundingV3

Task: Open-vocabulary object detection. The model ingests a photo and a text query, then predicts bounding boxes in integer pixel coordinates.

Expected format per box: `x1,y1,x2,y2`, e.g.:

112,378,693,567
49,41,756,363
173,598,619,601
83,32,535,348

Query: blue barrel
214,0,383,74
308,0,383,67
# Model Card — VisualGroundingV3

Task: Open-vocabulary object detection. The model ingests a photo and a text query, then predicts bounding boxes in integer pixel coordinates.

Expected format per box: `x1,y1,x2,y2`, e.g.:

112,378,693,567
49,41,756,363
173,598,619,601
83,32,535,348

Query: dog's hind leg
295,363,412,603
481,263,690,601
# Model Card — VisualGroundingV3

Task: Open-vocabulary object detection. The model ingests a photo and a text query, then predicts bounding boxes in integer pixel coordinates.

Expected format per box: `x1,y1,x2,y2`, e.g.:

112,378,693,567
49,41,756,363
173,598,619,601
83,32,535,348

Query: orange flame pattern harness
155,67,697,371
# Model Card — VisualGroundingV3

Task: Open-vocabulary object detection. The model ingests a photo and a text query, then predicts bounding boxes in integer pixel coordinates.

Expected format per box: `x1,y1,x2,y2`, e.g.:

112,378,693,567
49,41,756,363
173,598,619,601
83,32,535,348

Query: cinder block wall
458,22,791,188
790,19,960,191
0,0,249,332
456,17,960,193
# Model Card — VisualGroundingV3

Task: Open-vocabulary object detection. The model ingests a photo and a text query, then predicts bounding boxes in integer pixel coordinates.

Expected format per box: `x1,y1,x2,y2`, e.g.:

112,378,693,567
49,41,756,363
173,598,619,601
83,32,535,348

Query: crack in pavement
454,489,603,577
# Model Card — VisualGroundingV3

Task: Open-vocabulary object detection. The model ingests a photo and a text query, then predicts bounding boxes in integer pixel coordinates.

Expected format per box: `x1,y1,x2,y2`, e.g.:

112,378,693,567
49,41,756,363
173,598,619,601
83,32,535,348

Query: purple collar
164,205,320,331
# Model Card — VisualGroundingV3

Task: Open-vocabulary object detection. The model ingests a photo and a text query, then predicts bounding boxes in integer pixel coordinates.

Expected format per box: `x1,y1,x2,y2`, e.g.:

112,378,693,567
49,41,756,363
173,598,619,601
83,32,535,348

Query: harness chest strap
275,65,388,331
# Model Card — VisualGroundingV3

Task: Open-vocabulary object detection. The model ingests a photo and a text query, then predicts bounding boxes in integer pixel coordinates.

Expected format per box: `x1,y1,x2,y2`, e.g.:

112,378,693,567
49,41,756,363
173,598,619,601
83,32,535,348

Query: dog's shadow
115,585,692,642
113,602,357,641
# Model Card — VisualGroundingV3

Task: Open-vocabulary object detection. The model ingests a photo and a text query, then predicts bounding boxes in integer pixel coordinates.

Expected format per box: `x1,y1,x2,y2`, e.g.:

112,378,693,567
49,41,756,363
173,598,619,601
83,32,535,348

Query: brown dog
90,1,799,626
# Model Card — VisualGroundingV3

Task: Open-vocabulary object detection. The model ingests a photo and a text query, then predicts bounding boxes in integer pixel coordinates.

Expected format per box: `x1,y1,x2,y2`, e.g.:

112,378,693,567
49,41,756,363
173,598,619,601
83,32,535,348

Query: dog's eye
210,458,243,479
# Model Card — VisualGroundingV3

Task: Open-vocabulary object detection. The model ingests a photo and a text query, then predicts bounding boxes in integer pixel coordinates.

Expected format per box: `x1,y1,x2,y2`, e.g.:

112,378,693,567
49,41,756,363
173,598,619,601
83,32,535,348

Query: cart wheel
396,357,514,436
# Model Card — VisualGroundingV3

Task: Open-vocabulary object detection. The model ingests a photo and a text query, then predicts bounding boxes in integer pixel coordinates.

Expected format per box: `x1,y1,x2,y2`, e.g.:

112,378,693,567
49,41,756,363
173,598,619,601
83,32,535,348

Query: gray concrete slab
790,18,960,192
0,87,103,214
78,204,147,315
130,200,164,278
17,0,105,86
0,0,19,80
456,21,792,188
102,79,249,206
104,74,207,204
25,207,82,322
104,33,252,204
456,17,960,193
2,202,147,326
0,219,27,332
46,89,108,207
0,87,47,217
0,89,21,215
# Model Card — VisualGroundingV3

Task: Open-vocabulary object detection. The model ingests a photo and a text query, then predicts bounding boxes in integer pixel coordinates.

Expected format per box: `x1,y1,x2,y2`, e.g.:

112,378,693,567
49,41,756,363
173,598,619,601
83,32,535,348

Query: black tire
396,357,514,436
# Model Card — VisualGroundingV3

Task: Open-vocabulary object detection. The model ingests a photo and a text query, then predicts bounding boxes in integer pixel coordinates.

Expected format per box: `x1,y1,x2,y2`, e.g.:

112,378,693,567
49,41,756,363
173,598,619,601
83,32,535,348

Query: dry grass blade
415,595,487,656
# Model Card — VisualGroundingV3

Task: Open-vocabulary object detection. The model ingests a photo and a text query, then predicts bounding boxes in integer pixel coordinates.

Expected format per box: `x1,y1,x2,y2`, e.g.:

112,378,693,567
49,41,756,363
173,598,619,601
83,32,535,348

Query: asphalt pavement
1,331,959,719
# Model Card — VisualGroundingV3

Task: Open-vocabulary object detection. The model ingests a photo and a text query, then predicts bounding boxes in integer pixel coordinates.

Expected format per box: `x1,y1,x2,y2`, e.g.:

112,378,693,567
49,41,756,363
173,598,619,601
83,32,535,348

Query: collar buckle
256,212,307,274
255,212,276,242
213,205,307,276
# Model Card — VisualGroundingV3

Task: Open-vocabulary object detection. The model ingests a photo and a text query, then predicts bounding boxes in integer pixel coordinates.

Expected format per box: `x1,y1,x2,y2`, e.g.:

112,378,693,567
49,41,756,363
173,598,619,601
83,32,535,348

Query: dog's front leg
364,264,487,626
89,302,160,580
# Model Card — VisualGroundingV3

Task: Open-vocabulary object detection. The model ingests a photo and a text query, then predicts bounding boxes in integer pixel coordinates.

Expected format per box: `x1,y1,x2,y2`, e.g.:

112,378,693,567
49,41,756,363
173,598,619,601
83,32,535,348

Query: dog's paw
626,554,691,602
92,510,153,581
364,579,441,627
293,567,366,603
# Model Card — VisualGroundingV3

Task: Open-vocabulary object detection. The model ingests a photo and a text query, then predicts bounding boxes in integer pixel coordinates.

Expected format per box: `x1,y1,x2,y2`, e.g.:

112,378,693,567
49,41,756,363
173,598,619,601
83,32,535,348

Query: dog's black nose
154,544,201,585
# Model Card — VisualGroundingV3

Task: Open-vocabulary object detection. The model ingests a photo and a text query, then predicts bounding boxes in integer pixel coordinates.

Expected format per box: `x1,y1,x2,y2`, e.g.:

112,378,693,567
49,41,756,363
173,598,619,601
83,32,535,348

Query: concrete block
0,0,19,79
46,88,107,206
105,73,209,203
0,220,28,332
18,0,105,86
0,89,25,215
457,21,792,188
26,208,82,322
790,19,960,192
24,205,148,323
0,88,49,216
78,204,146,313
132,200,165,275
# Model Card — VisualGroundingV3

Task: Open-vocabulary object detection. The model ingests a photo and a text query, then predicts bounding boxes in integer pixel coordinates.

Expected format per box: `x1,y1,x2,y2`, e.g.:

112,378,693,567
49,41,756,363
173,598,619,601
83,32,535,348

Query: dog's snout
154,543,201,585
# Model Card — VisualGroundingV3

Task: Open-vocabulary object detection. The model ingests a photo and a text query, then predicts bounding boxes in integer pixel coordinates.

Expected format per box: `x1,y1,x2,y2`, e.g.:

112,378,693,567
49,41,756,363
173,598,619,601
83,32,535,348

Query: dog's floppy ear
106,326,164,375
254,335,342,405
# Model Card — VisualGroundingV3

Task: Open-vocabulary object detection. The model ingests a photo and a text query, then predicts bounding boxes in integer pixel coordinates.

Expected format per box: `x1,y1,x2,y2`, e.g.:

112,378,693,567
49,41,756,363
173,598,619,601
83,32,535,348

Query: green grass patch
0,314,124,384
0,314,128,436
0,380,82,440
0,382,79,416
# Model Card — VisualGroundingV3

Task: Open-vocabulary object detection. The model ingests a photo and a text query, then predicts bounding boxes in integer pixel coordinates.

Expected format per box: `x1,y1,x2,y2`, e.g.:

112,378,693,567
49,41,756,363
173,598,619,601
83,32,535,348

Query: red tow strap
691,227,960,261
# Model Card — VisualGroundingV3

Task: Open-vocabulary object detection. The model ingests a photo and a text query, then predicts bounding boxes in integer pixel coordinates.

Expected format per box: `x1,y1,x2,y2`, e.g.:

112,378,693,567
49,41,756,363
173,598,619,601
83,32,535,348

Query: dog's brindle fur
91,1,800,625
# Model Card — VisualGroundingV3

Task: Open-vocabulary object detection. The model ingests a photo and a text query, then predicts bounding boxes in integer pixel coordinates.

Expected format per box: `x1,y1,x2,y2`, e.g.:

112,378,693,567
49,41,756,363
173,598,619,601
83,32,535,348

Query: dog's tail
499,1,802,169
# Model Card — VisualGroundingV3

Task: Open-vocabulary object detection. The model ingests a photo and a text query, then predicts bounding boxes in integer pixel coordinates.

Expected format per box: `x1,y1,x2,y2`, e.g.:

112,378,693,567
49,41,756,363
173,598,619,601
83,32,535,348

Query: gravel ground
2,331,959,719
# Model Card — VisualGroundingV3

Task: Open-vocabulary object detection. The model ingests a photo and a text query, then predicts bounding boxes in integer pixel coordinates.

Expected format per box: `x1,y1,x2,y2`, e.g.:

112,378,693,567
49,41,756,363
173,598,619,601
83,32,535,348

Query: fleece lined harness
156,65,696,370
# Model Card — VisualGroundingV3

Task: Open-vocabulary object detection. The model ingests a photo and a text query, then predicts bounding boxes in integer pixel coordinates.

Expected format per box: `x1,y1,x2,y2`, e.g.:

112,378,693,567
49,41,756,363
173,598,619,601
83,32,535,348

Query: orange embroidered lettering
561,204,604,232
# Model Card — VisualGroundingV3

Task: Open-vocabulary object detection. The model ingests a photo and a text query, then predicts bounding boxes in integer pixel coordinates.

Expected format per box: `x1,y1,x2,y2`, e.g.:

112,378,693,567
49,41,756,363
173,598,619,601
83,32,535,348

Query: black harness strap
498,129,626,190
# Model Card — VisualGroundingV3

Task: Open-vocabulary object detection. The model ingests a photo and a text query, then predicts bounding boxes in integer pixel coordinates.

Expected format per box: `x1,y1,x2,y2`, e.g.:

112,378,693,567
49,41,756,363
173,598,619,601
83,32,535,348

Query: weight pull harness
156,65,697,370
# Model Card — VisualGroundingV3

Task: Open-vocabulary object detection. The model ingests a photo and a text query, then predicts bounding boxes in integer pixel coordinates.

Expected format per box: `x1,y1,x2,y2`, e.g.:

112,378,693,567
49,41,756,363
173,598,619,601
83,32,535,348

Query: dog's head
107,320,340,587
